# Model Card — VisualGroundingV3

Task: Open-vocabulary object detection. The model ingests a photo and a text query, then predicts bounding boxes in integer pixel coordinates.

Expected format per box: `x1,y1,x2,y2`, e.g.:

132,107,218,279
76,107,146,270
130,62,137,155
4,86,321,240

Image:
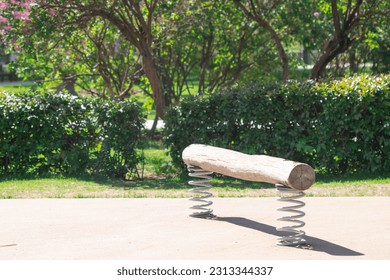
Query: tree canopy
1,0,389,117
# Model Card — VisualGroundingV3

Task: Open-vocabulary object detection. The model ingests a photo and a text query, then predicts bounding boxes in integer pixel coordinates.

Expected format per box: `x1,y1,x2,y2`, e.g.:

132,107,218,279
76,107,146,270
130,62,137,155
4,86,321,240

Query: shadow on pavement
216,217,364,257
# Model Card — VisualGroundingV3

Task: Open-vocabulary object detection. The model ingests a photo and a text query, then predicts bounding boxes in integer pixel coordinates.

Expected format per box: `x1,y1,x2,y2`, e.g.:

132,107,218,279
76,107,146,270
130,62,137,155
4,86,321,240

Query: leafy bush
164,75,390,174
313,76,390,173
93,99,144,178
0,91,144,178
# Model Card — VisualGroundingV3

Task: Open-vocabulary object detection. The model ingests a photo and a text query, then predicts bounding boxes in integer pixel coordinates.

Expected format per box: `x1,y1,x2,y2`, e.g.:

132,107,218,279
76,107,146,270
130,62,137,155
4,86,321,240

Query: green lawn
1,166,389,199
0,82,36,94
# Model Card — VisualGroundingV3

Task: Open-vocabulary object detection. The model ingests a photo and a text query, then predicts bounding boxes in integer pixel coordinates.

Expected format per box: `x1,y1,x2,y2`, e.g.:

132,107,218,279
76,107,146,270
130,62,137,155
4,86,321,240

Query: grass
1,174,389,199
0,82,36,94
306,175,390,197
140,139,174,177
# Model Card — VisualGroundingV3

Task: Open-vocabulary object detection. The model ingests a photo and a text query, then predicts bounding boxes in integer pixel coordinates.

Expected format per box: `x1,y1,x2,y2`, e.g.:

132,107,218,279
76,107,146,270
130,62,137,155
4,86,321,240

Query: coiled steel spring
187,165,214,218
276,184,306,246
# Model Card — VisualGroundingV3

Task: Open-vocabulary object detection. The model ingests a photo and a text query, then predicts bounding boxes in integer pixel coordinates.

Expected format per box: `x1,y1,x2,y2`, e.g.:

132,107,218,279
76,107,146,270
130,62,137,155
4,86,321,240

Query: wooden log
182,144,315,191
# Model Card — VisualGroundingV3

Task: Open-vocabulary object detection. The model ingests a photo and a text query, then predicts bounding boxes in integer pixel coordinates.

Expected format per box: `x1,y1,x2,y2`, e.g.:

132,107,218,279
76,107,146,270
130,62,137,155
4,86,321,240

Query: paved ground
144,119,164,130
0,197,389,260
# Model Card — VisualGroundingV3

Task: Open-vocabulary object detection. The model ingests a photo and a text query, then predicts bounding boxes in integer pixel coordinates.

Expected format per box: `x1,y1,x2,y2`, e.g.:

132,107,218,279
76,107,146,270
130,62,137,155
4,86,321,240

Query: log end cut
287,164,316,190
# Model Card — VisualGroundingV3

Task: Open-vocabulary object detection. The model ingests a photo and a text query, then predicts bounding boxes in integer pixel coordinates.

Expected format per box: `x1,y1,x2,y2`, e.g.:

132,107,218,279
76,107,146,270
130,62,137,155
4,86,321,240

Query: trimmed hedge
0,92,144,178
164,75,390,174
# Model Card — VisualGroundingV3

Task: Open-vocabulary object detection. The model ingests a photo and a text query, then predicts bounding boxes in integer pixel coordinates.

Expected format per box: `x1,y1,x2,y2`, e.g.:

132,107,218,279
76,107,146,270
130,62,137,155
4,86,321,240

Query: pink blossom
18,1,33,10
9,0,26,5
0,15,7,23
313,11,320,17
0,2,8,10
12,10,30,21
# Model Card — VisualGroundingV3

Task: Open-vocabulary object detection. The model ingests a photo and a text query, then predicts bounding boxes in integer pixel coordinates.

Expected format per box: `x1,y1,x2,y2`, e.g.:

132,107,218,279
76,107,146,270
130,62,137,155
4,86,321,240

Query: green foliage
2,0,389,111
93,99,145,178
313,75,390,173
164,75,390,174
0,91,145,178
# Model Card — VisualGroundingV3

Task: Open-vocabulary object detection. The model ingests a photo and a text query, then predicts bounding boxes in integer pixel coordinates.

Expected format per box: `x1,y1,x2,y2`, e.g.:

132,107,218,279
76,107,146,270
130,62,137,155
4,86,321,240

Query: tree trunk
310,0,364,79
141,51,167,120
263,22,289,81
198,30,214,94
56,75,78,95
310,38,351,80
349,50,358,73
87,6,167,118
148,114,159,137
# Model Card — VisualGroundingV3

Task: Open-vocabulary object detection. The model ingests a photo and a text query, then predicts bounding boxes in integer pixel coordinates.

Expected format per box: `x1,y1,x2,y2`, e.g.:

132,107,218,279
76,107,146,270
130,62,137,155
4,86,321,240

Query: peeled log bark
182,144,315,191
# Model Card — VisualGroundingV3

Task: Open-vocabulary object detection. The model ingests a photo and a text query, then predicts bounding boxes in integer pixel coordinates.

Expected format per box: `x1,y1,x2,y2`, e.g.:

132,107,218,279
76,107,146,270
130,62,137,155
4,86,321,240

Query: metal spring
276,184,306,246
187,165,214,218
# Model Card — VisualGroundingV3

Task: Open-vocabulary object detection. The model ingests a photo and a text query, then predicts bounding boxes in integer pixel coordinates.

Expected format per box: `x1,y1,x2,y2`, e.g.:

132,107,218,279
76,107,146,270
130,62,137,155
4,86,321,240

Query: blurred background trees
0,0,388,117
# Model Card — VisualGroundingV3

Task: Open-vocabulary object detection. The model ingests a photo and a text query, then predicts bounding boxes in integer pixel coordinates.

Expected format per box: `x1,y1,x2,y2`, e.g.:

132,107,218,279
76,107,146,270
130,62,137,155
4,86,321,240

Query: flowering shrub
0,0,32,50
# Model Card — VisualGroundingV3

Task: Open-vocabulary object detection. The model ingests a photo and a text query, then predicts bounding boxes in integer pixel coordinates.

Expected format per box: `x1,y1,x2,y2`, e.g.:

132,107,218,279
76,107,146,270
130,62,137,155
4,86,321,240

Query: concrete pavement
0,197,389,260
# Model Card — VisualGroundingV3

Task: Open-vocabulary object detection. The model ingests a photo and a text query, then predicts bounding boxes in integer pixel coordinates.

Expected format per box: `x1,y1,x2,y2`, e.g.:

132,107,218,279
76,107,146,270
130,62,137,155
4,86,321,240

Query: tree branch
331,0,342,40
